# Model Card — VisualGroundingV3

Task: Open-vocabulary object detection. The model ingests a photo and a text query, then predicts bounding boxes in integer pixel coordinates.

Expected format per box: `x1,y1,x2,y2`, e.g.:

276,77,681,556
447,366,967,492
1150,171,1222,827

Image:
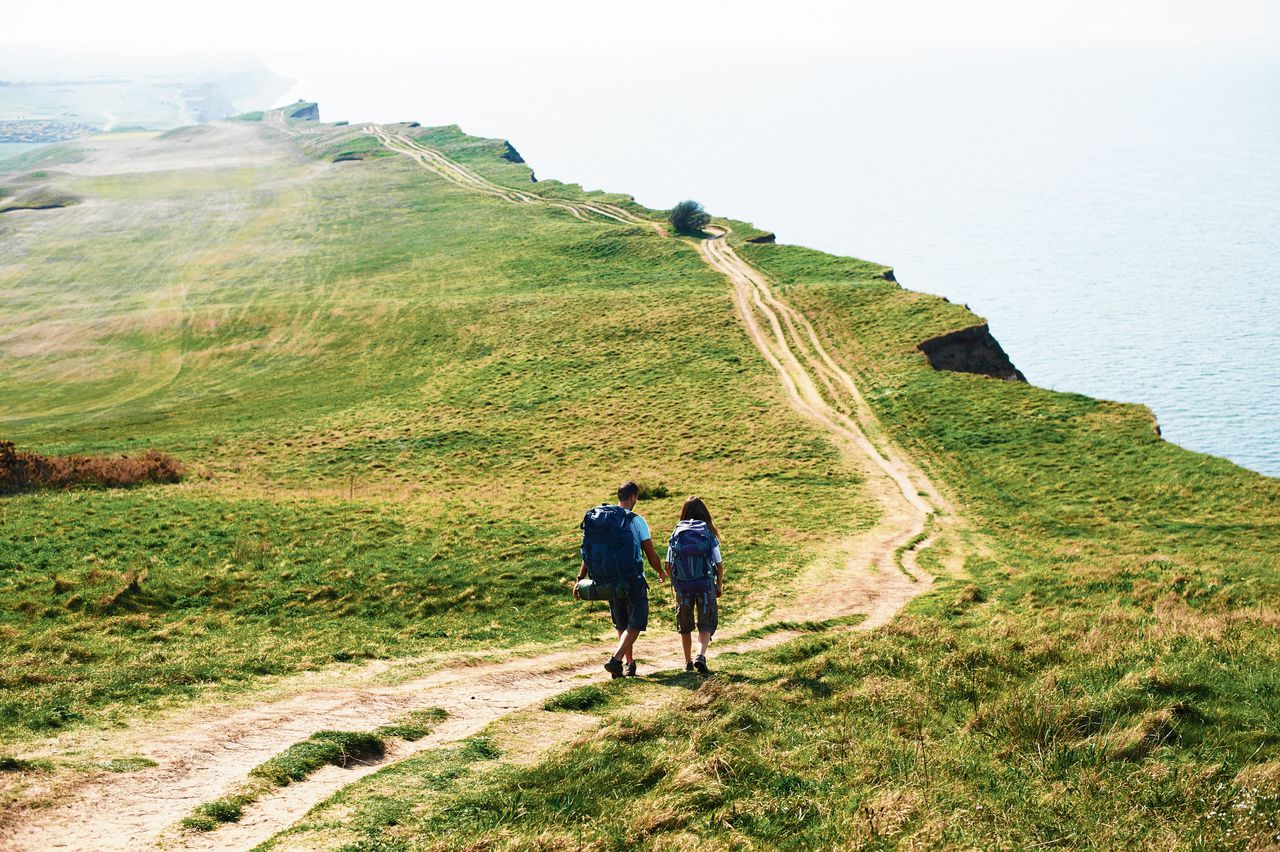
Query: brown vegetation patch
0,441,184,494
1101,707,1184,761
1234,761,1280,793
858,789,920,841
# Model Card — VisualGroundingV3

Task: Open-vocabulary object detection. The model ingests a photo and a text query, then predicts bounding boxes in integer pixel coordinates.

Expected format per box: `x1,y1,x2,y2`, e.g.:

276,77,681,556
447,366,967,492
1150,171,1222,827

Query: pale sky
3,0,1278,61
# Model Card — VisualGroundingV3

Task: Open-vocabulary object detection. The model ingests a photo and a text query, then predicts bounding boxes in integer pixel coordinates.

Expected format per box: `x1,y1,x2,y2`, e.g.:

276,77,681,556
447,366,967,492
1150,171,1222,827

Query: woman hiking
665,496,724,674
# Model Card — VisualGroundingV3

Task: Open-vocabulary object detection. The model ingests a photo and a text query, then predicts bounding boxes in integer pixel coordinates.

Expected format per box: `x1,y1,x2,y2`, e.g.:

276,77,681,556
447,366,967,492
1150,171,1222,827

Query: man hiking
575,481,666,678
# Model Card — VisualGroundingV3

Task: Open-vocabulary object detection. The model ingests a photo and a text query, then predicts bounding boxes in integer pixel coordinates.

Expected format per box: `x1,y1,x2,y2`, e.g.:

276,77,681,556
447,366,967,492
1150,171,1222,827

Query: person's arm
642,539,667,582
711,541,724,596
573,559,587,599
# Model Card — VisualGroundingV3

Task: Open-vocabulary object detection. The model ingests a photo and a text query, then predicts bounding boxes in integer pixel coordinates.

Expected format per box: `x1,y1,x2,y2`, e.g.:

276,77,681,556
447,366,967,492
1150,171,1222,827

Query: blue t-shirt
629,512,651,576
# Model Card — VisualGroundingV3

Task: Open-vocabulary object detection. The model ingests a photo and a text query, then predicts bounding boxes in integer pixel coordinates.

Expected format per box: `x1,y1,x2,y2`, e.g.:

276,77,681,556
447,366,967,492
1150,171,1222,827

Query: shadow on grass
640,669,753,690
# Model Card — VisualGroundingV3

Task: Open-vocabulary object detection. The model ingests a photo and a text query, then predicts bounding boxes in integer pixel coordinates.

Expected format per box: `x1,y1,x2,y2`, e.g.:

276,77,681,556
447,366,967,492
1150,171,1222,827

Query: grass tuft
181,795,249,830
375,708,449,742
249,731,385,787
635,482,671,500
543,685,609,713
458,736,500,761
182,729,389,832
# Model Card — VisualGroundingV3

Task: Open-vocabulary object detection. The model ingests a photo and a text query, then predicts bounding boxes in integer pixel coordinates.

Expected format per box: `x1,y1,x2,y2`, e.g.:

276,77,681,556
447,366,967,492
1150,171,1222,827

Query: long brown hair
679,496,720,541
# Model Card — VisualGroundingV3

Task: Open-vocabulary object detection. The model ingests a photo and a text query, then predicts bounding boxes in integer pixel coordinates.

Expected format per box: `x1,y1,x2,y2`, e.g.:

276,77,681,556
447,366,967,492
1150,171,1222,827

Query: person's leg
612,627,640,661
604,600,630,678
615,631,633,664
676,593,695,663
622,580,649,668
610,592,639,664
693,592,717,673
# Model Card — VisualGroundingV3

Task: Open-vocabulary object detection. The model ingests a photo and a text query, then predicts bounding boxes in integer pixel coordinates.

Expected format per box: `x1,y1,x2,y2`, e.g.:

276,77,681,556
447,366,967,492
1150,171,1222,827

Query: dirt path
1,130,956,851
697,228,954,607
368,126,662,230
1,612,913,852
364,124,960,615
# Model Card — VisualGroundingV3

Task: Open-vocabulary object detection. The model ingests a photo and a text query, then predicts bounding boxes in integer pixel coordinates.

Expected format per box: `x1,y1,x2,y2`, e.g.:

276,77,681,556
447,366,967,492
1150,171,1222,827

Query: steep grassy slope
0,121,875,745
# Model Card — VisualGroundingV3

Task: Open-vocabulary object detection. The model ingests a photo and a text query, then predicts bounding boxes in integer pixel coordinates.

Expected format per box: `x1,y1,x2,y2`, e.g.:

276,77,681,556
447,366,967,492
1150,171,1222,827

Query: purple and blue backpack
668,519,716,595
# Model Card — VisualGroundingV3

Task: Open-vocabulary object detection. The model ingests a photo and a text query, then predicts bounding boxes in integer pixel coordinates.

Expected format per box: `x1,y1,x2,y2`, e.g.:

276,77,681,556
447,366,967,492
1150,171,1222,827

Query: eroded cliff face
500,141,525,163
284,101,320,122
918,323,1026,382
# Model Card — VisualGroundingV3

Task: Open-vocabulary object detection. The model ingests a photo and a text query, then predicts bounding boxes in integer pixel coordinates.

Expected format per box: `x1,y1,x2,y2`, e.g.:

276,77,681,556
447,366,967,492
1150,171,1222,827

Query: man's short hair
618,481,639,501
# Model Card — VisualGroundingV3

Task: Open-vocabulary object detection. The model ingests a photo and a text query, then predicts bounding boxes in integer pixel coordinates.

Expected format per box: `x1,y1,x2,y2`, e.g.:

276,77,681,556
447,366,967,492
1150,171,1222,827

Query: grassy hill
0,119,873,743
1,113,1277,849
369,243,1278,849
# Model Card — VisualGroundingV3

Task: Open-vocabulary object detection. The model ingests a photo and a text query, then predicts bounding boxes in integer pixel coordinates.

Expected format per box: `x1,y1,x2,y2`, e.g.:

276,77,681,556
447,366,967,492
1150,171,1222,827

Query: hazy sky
4,0,1278,63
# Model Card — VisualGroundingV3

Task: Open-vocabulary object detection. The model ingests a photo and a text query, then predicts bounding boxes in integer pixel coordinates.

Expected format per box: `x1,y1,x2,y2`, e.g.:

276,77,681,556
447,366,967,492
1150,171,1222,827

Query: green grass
0,143,51,165
249,730,385,788
181,712,448,833
0,142,84,173
0,120,875,747
6,115,1278,848
181,726,420,832
327,134,395,162
543,684,609,713
181,796,247,831
356,239,1278,849
0,184,80,212
259,733,506,849
376,708,450,741
104,756,157,772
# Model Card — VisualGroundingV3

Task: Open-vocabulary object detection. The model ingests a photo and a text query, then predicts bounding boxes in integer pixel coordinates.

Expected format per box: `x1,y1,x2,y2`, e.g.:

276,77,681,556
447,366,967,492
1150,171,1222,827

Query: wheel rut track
1,128,957,851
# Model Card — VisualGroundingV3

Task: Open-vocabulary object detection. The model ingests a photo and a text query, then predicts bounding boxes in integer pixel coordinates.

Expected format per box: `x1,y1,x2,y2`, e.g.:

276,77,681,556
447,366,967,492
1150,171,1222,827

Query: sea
217,49,1280,476
0,142,47,161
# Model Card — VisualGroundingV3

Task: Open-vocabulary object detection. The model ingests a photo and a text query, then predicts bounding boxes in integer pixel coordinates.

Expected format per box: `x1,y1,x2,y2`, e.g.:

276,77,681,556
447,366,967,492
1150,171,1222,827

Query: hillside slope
0,115,893,723
0,114,1276,850
0,110,949,846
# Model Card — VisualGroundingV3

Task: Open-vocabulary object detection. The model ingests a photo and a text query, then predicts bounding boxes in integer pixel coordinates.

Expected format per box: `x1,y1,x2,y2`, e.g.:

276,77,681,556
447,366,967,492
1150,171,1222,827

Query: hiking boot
684,661,695,672
694,654,709,675
604,657,625,679
625,661,637,678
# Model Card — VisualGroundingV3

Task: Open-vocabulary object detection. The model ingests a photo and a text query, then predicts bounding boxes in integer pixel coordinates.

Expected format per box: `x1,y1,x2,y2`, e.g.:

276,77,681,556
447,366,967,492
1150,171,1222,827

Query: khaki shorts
675,588,718,635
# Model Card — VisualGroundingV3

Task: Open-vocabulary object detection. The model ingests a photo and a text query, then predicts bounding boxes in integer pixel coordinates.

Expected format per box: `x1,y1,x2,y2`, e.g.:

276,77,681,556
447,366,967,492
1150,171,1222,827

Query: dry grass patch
0,441,183,494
